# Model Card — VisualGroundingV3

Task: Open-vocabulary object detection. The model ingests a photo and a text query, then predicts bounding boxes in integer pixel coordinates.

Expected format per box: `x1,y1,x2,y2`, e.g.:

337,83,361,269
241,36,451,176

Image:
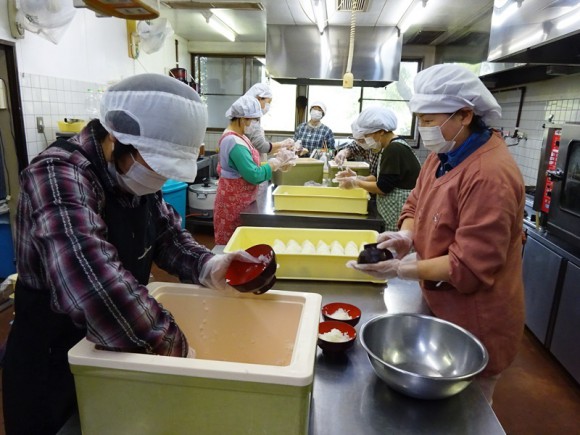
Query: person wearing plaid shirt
294,100,335,155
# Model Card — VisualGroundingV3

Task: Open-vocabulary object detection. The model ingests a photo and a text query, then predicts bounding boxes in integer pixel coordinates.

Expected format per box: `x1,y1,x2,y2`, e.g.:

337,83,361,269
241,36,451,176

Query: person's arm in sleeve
22,160,189,357
247,124,272,154
229,144,272,184
326,129,336,150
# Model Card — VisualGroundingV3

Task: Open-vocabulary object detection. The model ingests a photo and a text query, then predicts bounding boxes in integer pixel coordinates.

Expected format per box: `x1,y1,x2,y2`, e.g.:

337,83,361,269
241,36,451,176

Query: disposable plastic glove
376,229,413,259
334,149,349,166
346,258,400,280
337,176,358,190
279,138,295,149
199,251,261,291
268,157,283,172
275,149,298,172
397,253,419,280
335,168,357,179
345,253,419,281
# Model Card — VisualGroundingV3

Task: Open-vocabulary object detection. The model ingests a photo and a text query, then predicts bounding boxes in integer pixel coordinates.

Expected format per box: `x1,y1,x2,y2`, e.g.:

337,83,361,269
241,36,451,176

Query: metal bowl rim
360,313,489,381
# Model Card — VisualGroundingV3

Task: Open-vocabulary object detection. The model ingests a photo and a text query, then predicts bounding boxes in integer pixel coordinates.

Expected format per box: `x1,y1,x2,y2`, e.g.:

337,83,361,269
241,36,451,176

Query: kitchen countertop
59,255,504,435
240,183,385,232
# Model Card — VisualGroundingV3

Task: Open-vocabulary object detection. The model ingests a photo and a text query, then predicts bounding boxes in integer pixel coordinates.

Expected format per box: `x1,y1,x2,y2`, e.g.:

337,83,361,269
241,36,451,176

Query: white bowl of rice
317,321,357,354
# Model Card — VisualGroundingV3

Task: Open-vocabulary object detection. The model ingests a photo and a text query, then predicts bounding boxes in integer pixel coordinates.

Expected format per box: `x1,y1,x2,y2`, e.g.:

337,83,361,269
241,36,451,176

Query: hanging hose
346,1,358,75
343,0,358,88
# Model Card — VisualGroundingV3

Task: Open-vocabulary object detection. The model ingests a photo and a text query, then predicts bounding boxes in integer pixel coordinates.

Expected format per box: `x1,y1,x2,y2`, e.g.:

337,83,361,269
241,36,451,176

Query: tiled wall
20,73,104,160
20,72,580,188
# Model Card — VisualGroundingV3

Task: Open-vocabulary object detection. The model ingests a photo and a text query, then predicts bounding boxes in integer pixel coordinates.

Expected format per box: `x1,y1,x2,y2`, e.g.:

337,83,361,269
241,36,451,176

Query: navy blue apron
2,140,157,435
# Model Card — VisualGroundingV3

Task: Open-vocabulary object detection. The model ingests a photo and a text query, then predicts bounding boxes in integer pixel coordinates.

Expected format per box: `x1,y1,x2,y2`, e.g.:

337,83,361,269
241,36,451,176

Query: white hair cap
310,101,327,116
409,64,501,123
245,83,273,99
226,95,262,119
100,73,208,183
351,120,364,140
356,106,398,134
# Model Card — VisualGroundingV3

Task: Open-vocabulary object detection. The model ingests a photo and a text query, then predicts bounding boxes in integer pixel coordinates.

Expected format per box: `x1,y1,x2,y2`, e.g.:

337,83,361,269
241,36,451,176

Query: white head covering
351,120,364,140
409,64,501,123
356,106,398,134
100,73,208,183
244,83,273,99
226,95,262,119
310,101,327,116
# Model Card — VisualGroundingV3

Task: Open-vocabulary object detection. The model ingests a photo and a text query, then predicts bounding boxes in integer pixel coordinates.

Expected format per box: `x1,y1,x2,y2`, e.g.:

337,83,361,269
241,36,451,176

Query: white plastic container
69,283,322,435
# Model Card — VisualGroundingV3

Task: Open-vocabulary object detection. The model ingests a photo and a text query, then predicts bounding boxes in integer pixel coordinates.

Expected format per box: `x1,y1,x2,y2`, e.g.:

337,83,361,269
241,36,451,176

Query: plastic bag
15,0,76,44
138,18,174,54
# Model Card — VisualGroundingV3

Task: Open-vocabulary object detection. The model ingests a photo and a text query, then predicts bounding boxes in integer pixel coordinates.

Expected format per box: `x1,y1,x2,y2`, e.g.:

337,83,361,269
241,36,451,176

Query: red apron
214,132,261,245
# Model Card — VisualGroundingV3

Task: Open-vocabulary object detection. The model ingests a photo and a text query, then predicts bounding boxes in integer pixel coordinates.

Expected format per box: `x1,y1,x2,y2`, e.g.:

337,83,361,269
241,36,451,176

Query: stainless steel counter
240,183,385,232
59,253,504,435
268,279,504,435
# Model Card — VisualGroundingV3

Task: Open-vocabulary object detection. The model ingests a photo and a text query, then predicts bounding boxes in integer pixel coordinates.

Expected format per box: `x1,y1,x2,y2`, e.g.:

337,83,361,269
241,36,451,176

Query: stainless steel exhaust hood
266,25,402,87
487,0,580,65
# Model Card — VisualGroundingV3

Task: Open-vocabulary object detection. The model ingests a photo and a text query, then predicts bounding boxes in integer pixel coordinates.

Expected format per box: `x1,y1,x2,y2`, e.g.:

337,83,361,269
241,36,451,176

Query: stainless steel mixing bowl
360,313,489,399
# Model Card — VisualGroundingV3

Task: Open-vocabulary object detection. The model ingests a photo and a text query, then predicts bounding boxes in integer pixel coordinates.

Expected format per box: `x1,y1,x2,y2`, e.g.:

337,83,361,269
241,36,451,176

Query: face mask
364,134,382,152
310,109,323,121
262,103,270,115
418,113,463,153
355,139,371,150
244,119,260,135
110,154,167,196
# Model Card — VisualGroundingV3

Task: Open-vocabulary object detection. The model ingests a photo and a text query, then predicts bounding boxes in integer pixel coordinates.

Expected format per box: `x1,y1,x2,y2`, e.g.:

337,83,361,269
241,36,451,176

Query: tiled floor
1,225,579,434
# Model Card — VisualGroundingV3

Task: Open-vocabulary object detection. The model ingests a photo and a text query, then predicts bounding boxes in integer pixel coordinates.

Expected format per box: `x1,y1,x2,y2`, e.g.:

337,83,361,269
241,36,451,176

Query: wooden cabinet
550,262,580,383
522,236,565,345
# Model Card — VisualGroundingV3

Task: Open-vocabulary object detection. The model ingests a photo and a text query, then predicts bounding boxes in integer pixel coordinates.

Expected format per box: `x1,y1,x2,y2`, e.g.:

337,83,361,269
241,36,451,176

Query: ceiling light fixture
311,0,328,34
202,11,237,42
398,0,429,34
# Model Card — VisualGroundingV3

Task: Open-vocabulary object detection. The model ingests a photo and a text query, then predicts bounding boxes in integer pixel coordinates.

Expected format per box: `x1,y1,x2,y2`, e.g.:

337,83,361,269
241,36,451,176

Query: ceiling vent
336,0,369,12
161,1,264,10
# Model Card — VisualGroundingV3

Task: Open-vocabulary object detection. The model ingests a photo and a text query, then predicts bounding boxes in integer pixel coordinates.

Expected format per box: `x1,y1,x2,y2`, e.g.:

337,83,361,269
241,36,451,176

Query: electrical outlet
36,116,44,133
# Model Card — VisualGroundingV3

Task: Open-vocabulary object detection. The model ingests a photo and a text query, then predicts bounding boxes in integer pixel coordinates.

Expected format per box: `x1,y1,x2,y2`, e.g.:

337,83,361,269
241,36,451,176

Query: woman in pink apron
214,95,294,244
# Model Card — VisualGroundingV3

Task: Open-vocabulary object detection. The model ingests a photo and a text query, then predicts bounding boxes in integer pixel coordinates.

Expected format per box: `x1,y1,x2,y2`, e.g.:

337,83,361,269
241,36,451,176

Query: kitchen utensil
188,180,217,211
322,302,361,327
225,244,277,294
357,243,393,264
317,320,356,354
360,313,488,399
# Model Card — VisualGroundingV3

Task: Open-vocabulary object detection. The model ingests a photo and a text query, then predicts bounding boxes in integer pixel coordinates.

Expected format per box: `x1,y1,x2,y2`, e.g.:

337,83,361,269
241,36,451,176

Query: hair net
100,73,208,183
310,101,327,116
351,120,364,140
245,83,273,99
408,64,501,123
225,95,262,119
356,107,398,134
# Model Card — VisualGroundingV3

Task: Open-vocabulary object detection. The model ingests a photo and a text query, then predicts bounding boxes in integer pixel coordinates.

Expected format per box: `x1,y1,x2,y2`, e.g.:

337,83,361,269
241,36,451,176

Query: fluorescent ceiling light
311,0,328,34
203,11,237,41
399,0,429,34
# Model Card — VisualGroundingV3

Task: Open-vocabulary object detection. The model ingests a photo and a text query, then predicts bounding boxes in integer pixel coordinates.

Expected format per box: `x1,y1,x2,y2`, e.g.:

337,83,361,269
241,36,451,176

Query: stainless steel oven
541,123,580,248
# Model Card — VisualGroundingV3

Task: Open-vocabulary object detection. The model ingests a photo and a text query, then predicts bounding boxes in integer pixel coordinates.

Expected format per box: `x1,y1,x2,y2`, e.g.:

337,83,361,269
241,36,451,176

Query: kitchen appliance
187,180,217,219
533,126,561,227
537,124,580,250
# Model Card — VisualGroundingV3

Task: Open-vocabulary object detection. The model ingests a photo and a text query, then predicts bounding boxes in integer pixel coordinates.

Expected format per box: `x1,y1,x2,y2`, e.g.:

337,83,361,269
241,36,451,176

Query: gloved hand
345,253,419,281
337,176,358,190
199,251,261,291
293,140,303,152
271,138,295,154
335,168,357,179
376,229,413,259
187,347,197,359
268,157,283,172
274,149,298,172
334,149,349,166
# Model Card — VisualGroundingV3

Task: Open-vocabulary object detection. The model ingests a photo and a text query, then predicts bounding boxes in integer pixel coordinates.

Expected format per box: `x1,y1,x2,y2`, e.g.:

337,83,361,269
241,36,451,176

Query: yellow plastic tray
57,120,86,132
272,185,369,215
224,226,382,283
